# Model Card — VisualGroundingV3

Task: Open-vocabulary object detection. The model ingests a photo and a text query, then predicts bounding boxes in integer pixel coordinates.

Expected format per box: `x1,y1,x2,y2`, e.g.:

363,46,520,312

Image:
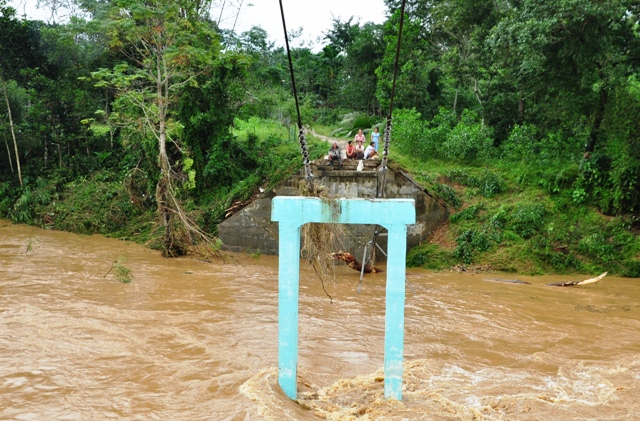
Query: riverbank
1,119,638,277
278,125,640,277
391,154,640,277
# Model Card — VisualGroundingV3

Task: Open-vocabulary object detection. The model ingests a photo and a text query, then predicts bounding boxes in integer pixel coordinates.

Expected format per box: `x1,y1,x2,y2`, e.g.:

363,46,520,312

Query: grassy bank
392,154,640,277
1,115,638,277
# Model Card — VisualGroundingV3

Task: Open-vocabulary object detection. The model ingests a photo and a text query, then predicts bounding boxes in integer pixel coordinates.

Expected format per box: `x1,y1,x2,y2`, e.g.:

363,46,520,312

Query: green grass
195,117,328,232
390,152,640,276
232,116,290,141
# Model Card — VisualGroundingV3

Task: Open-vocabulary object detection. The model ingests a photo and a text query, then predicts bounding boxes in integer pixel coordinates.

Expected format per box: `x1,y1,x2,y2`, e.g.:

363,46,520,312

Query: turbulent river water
1,220,639,420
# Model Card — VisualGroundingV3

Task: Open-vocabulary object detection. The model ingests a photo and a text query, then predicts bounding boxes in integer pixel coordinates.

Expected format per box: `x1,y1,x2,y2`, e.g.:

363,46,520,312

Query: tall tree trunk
103,89,114,149
2,118,14,173
453,88,459,116
44,136,48,168
3,136,14,173
154,50,176,256
585,90,608,154
518,88,525,120
473,78,485,127
1,75,23,186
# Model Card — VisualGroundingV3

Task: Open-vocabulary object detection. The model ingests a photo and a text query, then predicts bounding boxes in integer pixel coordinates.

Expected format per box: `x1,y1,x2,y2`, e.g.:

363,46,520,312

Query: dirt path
307,128,349,158
307,128,345,145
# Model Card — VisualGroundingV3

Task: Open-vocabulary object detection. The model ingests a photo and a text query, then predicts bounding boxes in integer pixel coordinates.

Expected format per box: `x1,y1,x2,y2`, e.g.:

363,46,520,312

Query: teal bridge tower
271,196,416,401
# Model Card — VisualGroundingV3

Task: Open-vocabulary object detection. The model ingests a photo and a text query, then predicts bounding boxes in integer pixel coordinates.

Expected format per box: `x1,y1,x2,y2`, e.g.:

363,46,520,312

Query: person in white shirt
364,142,379,159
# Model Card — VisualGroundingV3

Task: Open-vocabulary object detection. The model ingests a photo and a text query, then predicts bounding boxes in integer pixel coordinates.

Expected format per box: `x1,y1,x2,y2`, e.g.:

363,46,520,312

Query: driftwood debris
547,272,608,287
331,251,384,274
482,278,531,285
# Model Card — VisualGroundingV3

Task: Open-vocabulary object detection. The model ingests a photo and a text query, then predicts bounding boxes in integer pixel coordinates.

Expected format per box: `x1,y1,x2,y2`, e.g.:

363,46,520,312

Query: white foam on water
241,358,638,420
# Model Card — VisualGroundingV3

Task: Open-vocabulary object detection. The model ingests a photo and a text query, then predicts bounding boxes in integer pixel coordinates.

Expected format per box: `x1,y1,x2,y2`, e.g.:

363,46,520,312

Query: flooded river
1,220,639,420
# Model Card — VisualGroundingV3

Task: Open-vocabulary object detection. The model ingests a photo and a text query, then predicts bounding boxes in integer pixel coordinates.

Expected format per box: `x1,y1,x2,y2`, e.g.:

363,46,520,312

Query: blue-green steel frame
271,196,416,400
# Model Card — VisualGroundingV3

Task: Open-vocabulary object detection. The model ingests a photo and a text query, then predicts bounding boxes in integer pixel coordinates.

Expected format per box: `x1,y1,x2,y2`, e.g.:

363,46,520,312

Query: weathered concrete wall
218,160,449,260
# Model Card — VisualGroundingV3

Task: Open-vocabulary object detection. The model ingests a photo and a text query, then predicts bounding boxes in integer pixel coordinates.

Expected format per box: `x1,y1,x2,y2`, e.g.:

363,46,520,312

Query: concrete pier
271,196,416,400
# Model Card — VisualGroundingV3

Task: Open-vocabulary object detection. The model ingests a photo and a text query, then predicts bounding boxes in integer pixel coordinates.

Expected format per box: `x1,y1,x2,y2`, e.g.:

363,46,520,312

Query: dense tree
1,0,639,259
94,0,220,255
377,2,446,120
178,52,251,194
488,0,640,149
324,18,385,114
0,3,48,185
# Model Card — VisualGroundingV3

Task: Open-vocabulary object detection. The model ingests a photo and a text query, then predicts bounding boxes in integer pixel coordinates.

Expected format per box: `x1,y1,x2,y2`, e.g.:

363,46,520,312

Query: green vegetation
400,154,640,276
25,237,37,254
0,0,638,276
104,257,133,283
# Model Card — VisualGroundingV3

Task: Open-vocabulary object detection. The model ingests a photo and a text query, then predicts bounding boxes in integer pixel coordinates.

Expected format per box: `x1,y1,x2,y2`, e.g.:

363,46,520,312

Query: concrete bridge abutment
218,160,449,259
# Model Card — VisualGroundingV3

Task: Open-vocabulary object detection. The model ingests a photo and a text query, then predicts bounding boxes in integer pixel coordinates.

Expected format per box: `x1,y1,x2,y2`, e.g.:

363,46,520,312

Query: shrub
601,81,640,214
441,110,494,163
47,173,138,234
502,124,537,161
453,229,493,264
445,168,506,198
544,249,584,273
500,230,522,244
502,122,587,165
422,107,456,159
392,108,427,157
450,204,484,223
0,182,17,217
577,233,615,263
488,207,508,231
9,178,53,224
508,203,545,239
432,183,462,209
406,244,452,269
620,260,640,278
550,164,580,194
332,112,377,137
394,108,494,163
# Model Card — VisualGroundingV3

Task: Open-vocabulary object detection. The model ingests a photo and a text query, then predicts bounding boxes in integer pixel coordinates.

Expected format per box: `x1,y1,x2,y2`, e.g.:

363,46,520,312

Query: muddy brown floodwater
1,220,639,420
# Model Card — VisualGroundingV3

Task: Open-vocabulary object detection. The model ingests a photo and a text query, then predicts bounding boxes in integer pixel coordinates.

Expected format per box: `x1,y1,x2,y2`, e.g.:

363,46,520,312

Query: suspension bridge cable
278,0,314,189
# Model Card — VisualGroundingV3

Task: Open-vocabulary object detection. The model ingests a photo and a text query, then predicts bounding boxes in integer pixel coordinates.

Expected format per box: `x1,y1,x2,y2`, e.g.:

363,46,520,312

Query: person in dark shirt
328,142,343,168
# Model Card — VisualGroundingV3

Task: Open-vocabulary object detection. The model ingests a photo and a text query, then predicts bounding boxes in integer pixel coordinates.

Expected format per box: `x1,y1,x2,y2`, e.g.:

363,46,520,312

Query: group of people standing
327,127,382,168
347,127,381,160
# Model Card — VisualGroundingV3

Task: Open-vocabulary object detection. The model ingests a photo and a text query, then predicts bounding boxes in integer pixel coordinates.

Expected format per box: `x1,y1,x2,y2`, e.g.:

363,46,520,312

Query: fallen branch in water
104,257,133,283
482,278,531,285
548,272,607,287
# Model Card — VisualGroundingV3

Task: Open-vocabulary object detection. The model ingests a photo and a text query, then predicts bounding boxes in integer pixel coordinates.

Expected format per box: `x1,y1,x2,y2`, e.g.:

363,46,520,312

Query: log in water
1,220,639,420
